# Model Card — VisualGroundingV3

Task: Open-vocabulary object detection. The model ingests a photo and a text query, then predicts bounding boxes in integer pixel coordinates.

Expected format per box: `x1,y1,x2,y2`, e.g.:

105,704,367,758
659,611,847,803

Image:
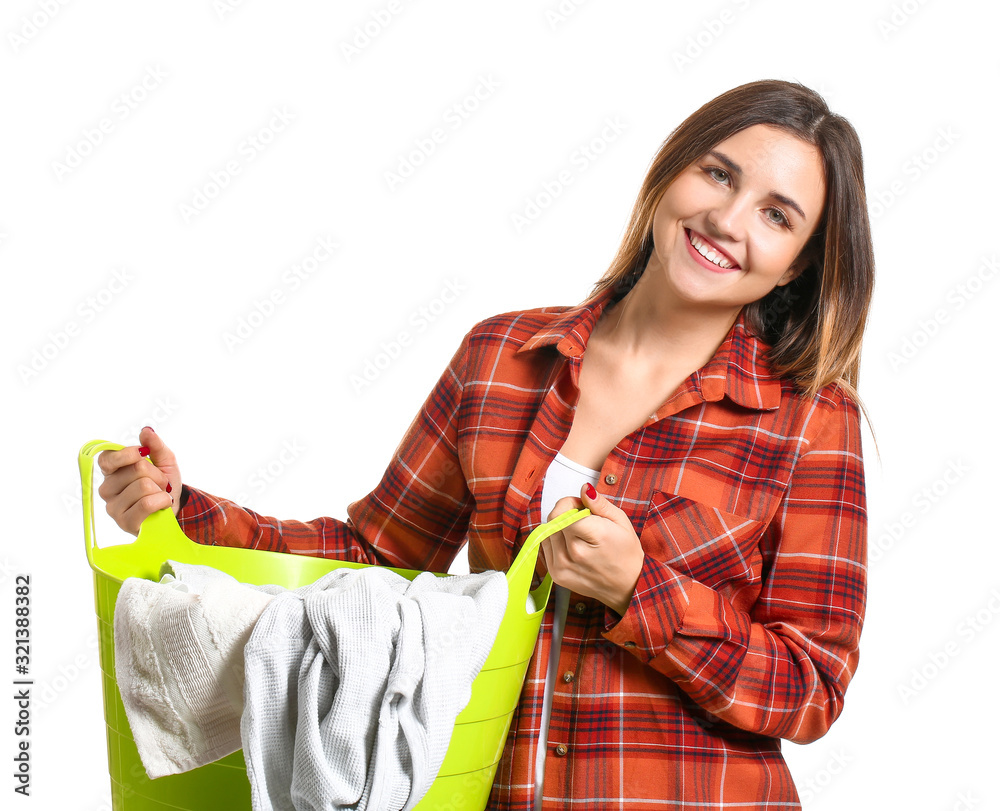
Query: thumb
581,483,630,527
138,425,181,483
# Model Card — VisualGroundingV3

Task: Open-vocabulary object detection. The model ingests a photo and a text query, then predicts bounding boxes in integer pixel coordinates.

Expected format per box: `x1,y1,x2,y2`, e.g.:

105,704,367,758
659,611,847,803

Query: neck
599,266,741,370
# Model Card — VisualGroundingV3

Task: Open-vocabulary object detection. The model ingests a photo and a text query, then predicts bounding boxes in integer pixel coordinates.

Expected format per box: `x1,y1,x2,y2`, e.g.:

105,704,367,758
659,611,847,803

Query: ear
776,249,812,287
776,261,803,287
779,227,825,287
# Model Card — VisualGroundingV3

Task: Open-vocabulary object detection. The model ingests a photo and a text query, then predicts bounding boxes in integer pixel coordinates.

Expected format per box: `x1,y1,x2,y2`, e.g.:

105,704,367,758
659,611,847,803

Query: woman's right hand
97,425,183,536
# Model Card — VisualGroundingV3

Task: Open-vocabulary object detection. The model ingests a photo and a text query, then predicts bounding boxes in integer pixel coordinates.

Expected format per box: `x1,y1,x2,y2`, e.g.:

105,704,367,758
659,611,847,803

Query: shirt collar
515,291,611,359
515,288,781,412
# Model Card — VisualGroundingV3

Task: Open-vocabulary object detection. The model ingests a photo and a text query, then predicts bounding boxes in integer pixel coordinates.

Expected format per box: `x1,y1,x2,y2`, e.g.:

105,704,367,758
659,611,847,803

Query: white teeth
688,230,734,269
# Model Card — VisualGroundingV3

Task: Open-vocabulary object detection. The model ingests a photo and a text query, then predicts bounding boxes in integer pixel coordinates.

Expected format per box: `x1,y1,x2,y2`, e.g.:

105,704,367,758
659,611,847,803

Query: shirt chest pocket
637,492,766,591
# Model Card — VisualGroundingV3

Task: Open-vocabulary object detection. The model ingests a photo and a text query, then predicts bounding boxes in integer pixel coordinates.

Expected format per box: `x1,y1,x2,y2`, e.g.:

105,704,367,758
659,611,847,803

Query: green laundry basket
79,439,589,810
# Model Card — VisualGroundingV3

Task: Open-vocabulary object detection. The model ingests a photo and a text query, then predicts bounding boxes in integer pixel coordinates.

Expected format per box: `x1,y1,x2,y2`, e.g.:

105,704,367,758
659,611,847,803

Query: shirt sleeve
175,331,474,575
602,392,867,744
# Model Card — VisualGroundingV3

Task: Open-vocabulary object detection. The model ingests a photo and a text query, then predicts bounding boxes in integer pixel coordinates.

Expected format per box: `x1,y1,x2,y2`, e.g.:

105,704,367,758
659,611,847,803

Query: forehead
708,124,826,223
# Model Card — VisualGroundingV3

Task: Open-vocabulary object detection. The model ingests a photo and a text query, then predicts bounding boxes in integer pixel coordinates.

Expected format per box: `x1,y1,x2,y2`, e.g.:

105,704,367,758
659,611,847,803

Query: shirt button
604,473,617,485
562,671,575,683
574,601,587,615
555,744,568,757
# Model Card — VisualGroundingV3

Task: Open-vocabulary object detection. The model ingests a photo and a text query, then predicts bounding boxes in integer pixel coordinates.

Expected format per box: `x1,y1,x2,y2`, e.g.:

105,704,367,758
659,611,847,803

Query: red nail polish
138,446,150,457
166,482,173,494
145,425,156,434
585,483,597,500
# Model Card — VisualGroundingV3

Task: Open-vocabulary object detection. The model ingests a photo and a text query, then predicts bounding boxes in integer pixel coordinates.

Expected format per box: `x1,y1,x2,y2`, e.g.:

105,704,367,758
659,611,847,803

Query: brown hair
589,79,875,401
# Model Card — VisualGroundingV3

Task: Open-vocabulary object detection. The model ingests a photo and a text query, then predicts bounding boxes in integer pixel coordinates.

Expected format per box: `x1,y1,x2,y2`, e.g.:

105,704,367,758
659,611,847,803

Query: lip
684,228,741,272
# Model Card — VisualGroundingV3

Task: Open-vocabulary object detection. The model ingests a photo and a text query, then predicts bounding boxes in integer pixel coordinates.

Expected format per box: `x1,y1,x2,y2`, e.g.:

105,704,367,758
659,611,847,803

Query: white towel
113,561,507,810
241,567,508,811
113,562,278,778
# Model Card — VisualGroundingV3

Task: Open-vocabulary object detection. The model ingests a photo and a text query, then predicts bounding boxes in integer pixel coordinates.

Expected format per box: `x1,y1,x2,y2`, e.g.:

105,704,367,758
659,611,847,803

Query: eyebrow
706,150,808,221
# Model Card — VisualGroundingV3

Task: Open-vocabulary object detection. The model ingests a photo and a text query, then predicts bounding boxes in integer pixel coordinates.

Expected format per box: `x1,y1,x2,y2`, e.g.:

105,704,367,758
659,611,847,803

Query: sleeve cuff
602,555,690,663
175,485,241,547
175,484,203,525
176,483,193,515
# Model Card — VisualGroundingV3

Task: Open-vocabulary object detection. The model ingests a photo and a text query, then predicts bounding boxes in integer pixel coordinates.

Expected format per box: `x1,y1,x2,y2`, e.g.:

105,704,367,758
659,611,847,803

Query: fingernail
585,483,597,500
166,482,173,494
138,446,151,457
144,425,156,434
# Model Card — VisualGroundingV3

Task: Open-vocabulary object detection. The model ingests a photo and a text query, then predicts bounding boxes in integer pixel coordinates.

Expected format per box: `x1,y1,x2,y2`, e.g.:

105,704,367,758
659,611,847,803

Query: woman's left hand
541,485,645,616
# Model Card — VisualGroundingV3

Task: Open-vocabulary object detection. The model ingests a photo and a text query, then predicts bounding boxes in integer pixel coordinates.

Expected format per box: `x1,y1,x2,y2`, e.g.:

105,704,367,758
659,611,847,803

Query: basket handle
507,507,591,582
503,507,591,613
78,439,180,570
80,437,591,591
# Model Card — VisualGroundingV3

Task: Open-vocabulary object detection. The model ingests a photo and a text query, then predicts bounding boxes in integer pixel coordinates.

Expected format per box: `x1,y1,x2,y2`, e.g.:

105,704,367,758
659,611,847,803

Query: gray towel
241,567,507,811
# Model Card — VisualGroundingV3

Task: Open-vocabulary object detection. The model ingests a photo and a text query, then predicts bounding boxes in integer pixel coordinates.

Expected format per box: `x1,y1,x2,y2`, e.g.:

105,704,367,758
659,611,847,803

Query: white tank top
534,452,601,811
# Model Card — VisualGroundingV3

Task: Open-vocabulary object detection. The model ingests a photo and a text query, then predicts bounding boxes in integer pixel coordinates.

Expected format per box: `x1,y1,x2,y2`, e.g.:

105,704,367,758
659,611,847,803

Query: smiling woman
656,125,826,296
590,80,874,400
98,79,874,811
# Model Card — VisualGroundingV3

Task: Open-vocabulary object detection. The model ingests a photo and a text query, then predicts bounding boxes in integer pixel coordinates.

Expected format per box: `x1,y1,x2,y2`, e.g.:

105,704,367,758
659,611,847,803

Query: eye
765,207,792,229
703,166,730,184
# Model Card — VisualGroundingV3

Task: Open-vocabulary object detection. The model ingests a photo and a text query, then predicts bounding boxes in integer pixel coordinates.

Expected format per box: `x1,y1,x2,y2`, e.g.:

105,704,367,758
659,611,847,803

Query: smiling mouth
685,229,740,270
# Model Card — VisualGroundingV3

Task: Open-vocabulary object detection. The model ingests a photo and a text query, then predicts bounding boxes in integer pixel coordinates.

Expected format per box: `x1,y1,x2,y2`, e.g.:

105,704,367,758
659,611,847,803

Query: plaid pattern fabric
178,287,867,809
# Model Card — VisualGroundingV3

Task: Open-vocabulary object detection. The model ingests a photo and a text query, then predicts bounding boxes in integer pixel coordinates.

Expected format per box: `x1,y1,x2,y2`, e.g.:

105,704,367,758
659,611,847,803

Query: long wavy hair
589,79,875,401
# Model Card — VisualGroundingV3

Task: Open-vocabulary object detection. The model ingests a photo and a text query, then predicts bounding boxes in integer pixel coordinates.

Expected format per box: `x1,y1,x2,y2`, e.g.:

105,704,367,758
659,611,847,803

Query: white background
2,1,997,808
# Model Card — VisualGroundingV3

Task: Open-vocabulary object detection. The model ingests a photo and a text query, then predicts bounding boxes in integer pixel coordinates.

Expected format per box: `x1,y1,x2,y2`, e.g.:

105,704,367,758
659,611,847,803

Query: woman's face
647,124,826,316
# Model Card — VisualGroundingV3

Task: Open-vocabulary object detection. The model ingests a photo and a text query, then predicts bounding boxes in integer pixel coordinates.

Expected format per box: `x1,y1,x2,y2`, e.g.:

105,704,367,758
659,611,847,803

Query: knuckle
137,493,163,516
96,452,114,475
137,476,160,496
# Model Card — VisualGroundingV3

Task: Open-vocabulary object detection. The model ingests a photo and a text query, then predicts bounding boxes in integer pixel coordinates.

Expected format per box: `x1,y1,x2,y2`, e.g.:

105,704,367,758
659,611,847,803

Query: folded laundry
113,561,507,811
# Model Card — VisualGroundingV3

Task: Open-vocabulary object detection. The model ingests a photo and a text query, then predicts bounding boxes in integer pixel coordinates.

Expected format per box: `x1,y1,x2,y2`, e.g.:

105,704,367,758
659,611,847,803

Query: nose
705,192,750,242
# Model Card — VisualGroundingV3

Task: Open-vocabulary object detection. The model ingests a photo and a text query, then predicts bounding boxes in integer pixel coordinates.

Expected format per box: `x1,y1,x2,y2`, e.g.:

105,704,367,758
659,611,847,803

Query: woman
99,79,873,809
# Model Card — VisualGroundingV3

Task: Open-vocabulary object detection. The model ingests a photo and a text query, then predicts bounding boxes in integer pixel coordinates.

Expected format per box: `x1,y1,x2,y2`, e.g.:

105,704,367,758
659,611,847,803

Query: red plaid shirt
178,287,867,810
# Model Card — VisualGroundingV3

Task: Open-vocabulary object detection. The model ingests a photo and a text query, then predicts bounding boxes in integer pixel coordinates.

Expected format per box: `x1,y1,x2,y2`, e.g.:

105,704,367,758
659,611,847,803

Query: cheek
650,209,675,252
751,233,803,275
